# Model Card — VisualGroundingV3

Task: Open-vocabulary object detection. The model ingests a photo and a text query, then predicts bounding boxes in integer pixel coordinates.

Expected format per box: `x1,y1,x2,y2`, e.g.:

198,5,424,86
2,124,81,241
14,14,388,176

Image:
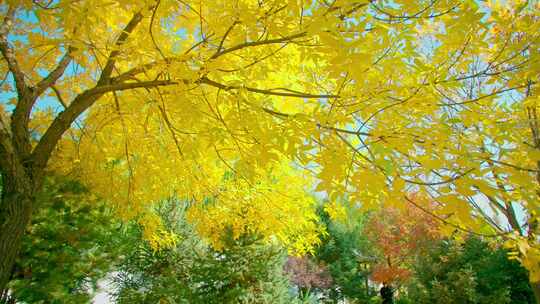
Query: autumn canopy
0,0,539,298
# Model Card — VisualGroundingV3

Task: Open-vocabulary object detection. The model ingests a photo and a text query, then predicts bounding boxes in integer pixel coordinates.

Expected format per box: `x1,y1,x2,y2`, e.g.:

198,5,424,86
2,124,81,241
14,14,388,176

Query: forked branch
32,10,150,171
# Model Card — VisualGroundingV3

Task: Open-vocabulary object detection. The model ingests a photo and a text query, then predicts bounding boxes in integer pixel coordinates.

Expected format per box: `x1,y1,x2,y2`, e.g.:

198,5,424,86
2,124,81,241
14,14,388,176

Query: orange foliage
364,195,441,284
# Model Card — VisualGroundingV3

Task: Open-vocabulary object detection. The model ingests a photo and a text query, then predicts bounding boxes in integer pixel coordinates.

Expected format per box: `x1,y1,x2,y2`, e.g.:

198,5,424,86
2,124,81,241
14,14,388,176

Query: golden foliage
2,0,540,280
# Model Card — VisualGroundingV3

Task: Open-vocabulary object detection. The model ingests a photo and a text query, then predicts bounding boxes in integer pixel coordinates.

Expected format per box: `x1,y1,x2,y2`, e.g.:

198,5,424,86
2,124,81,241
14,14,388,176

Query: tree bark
0,173,34,295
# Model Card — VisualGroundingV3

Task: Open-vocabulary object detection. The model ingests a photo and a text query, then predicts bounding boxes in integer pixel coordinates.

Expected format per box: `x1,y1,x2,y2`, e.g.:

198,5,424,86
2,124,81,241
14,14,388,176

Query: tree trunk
532,280,540,304
0,174,34,295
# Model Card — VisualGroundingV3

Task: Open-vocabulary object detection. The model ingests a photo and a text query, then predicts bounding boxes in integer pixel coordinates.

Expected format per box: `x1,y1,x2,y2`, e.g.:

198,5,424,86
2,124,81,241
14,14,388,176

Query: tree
1,0,540,298
184,166,324,255
113,200,295,304
314,202,374,302
363,196,441,286
1,177,132,303
407,237,535,304
284,255,333,300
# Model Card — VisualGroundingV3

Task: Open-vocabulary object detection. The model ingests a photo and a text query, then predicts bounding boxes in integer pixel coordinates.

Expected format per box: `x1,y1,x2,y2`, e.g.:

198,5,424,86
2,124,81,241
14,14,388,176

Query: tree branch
261,106,372,137
210,32,307,59
199,76,337,99
216,20,239,53
113,58,178,83
31,79,175,170
50,85,67,108
400,168,474,186
98,10,146,84
149,0,167,61
91,80,176,95
30,9,150,172
9,47,75,157
404,195,505,238
34,47,75,96
1,5,36,157
0,5,26,95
